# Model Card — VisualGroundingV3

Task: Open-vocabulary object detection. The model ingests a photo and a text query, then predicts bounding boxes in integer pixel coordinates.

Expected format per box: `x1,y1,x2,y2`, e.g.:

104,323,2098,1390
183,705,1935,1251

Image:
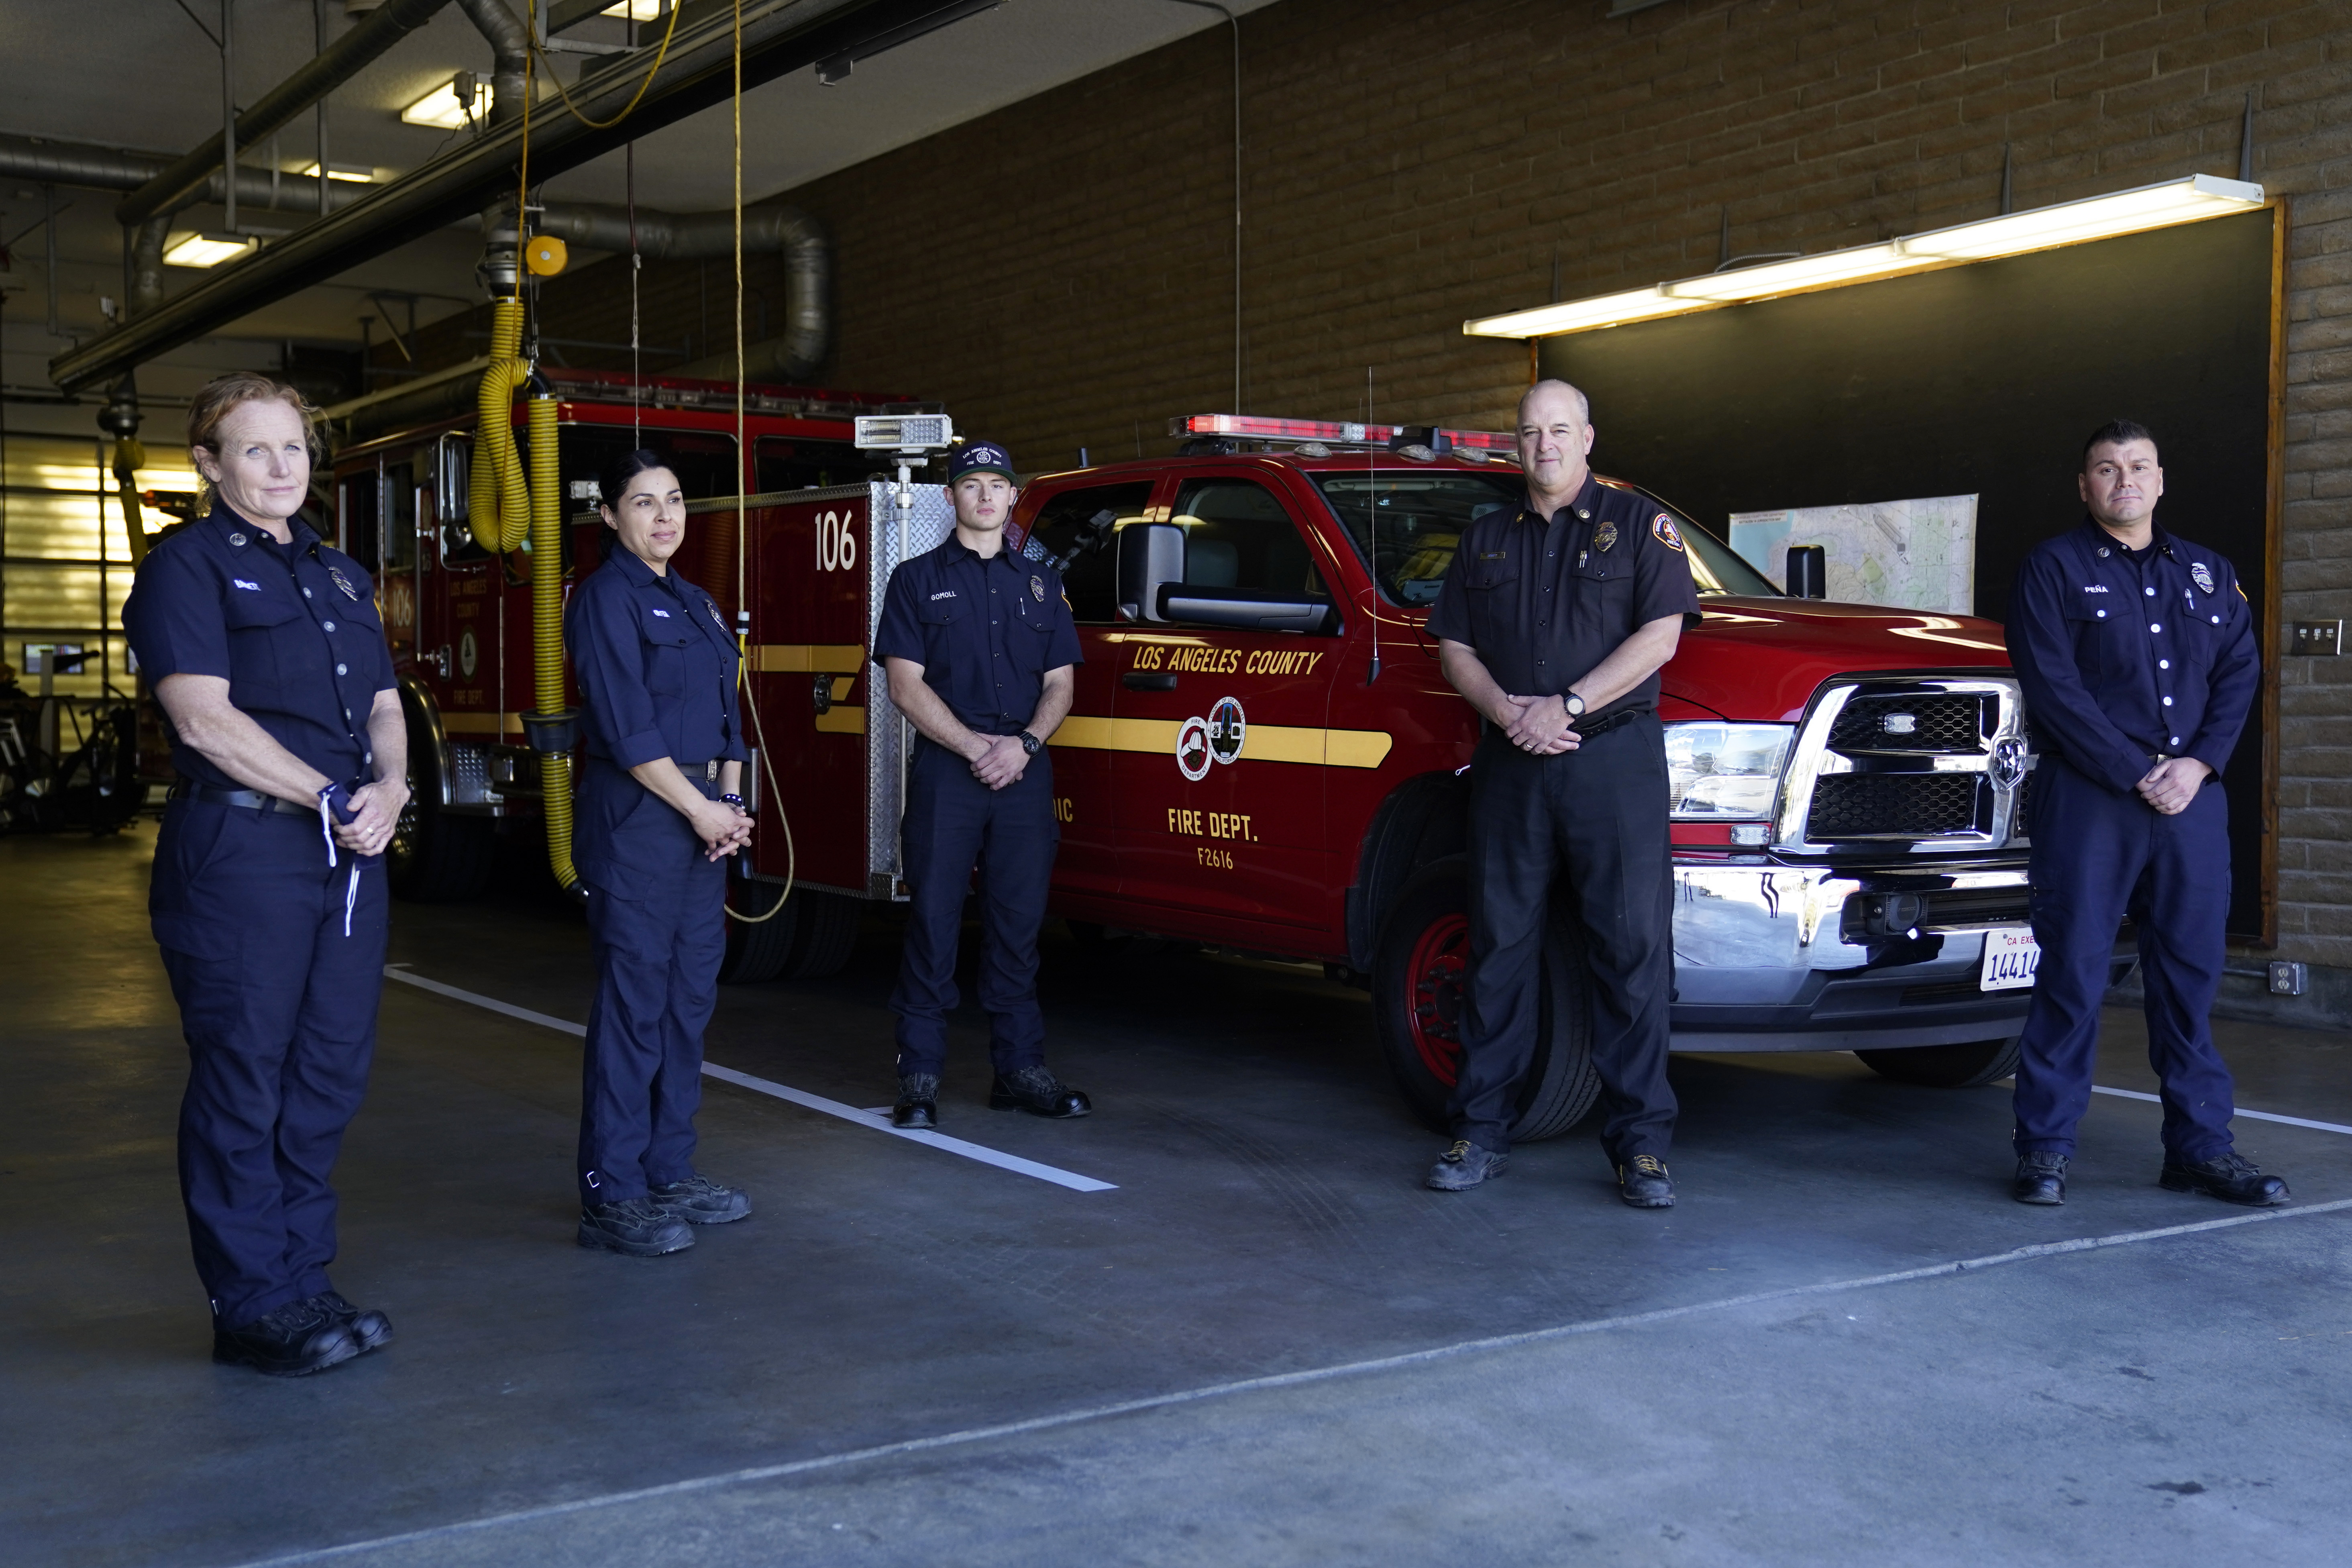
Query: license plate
1981,928,2041,991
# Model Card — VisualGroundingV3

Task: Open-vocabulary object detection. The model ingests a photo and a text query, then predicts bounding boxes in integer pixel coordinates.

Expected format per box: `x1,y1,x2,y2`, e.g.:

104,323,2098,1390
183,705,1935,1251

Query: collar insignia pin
228,532,247,546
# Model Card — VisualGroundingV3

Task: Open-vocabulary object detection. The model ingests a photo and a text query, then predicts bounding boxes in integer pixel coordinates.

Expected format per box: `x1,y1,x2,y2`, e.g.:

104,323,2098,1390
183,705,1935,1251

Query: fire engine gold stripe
815,706,866,734
753,644,868,673
1049,716,1392,769
439,712,525,736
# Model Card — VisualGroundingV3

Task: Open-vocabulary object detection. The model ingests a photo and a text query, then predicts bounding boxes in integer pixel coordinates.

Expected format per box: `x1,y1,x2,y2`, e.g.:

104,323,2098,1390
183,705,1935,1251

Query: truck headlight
1664,722,1794,820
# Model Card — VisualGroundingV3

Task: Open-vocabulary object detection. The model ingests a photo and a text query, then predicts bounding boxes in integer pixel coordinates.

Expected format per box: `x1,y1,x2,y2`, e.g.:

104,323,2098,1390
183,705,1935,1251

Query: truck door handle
1123,672,1178,691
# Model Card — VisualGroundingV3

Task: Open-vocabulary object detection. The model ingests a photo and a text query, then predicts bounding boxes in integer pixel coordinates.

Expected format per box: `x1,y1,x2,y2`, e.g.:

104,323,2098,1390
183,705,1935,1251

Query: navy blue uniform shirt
566,545,746,769
123,500,394,787
1425,473,1702,722
2008,520,2258,794
872,536,1084,735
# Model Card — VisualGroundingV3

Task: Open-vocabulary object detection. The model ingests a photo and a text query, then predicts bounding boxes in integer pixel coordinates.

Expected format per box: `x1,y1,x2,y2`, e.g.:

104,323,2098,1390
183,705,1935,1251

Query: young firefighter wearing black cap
872,440,1091,1127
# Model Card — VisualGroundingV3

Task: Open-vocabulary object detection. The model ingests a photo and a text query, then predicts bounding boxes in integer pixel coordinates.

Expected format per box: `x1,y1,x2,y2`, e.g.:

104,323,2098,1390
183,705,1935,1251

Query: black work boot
307,1291,394,1354
650,1174,752,1224
213,1297,361,1377
2012,1151,2068,1205
2160,1151,2290,1207
989,1065,1092,1118
578,1198,695,1256
1617,1154,1675,1209
1426,1139,1508,1191
893,1073,941,1129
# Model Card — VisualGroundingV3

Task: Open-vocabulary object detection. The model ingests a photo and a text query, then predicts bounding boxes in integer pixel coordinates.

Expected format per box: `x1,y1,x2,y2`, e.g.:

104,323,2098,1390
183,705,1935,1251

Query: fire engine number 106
815,510,858,572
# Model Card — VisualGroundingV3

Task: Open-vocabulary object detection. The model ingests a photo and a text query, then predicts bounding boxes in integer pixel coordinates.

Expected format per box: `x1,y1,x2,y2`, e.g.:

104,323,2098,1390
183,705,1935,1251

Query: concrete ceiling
0,0,1277,411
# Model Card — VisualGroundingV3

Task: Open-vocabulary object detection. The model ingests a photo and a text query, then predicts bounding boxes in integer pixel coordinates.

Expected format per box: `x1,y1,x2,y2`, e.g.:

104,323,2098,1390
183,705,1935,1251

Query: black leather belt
1570,708,1643,740
171,780,313,817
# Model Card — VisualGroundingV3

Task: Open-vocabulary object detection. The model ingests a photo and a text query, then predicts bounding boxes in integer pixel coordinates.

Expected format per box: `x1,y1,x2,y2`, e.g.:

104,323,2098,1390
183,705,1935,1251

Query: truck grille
1775,674,2032,852
1828,693,1984,754
1807,775,1979,838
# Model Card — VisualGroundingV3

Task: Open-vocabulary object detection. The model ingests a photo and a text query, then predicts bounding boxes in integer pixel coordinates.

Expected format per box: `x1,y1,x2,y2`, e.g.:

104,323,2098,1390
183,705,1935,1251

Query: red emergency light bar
1172,413,1518,454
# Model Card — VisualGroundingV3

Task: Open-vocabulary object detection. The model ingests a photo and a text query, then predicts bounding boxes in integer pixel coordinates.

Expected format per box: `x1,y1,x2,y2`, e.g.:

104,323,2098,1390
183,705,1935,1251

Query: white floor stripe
381,966,1116,1194
224,1196,2352,1568
2091,1083,2352,1137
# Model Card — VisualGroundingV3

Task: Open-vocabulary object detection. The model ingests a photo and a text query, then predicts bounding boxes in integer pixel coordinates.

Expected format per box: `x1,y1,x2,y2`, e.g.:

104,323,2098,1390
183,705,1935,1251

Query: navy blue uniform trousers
891,737,1056,1076
1454,717,1677,1158
2014,756,2236,1160
153,797,386,1327
577,762,726,1206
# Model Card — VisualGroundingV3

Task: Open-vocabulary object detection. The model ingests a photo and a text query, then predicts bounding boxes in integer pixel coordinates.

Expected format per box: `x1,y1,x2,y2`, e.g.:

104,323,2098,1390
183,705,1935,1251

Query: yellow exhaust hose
469,299,533,554
527,391,580,894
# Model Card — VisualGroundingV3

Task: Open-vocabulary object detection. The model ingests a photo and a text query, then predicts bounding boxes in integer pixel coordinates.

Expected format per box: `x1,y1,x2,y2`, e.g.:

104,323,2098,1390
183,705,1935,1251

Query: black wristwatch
1017,730,1042,756
1562,692,1587,719
719,793,747,808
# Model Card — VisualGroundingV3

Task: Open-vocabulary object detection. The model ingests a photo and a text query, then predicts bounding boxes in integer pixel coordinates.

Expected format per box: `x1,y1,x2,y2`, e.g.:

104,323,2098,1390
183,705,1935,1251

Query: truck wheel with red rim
1372,856,1600,1142
718,876,797,984
1854,1037,2022,1088
385,693,493,904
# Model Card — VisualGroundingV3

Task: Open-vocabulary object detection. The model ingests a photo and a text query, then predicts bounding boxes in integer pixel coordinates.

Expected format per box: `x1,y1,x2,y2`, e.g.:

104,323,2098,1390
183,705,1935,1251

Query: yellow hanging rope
532,0,685,132
724,0,794,925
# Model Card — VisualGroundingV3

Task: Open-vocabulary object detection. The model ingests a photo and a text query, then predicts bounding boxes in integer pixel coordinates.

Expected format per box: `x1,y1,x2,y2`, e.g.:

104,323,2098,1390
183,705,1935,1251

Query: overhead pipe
536,201,832,378
51,0,911,391
452,0,532,296
0,135,367,213
114,0,454,226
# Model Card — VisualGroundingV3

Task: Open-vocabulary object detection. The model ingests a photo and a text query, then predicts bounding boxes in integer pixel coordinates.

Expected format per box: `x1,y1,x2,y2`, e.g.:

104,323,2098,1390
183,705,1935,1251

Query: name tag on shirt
650,608,671,618
232,579,261,591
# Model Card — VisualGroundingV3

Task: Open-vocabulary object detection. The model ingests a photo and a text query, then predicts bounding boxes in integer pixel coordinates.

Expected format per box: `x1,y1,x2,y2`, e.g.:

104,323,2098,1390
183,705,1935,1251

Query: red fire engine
345,378,2081,1142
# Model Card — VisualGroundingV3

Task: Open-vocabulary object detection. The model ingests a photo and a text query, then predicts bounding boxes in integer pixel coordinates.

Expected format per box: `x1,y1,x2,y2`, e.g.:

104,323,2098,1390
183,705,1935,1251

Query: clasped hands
688,797,755,861
966,733,1031,792
2136,756,2210,816
336,779,409,858
1496,692,1582,756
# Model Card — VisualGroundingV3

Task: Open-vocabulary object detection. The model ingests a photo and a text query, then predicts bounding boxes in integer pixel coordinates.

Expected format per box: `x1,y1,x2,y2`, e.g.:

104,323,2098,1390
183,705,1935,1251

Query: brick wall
396,0,2350,972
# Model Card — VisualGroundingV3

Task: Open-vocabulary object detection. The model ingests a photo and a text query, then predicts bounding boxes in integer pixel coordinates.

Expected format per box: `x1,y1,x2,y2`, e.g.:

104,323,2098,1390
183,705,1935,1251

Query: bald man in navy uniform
2003,419,2287,1208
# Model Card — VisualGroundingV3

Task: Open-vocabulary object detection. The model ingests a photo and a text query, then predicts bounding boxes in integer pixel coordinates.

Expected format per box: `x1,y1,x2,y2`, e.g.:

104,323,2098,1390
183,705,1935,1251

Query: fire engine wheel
1854,1037,2024,1089
385,711,493,903
717,877,797,985
1371,856,1600,1142
781,888,860,979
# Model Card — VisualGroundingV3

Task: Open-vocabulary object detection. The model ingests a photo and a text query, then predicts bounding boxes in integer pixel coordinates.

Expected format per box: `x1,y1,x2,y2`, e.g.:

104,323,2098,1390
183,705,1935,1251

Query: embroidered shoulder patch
1651,513,1686,553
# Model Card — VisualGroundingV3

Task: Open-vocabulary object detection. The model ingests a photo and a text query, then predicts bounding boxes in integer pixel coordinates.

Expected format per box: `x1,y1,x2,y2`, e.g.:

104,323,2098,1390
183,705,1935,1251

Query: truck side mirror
1785,544,1827,599
1118,521,1186,622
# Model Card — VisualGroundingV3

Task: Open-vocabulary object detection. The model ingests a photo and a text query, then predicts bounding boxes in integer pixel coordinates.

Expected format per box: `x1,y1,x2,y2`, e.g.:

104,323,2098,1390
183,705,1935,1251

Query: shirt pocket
640,614,695,694
2060,593,2111,683
2176,591,2227,668
222,587,307,703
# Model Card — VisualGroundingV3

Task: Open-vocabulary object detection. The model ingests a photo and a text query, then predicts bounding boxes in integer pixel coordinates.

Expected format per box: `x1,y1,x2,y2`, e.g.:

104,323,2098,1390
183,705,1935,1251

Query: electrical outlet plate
2289,620,2342,657
2268,961,2308,997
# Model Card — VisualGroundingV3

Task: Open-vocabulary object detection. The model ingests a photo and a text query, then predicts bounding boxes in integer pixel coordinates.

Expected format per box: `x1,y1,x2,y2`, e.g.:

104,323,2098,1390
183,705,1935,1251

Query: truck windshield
1310,469,1779,605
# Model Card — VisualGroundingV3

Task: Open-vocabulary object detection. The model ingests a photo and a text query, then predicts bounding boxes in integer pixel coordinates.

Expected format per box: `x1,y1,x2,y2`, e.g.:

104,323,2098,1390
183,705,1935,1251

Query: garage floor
6,827,2351,1568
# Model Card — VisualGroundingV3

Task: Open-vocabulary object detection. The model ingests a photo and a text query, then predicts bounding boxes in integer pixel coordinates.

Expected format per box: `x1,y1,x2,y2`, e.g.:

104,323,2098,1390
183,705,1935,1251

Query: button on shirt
1425,473,1702,723
872,537,1083,734
123,502,394,787
2007,520,2258,793
566,546,746,769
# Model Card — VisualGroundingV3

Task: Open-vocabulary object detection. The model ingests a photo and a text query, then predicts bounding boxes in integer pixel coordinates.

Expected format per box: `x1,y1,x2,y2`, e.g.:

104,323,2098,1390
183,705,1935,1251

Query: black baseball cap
948,440,1015,484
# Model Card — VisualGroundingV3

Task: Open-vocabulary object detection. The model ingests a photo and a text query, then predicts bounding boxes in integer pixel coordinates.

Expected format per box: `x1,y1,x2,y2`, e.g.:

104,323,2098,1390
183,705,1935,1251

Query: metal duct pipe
128,215,173,317
115,0,455,225
0,134,365,212
50,0,899,391
536,202,832,378
454,0,532,295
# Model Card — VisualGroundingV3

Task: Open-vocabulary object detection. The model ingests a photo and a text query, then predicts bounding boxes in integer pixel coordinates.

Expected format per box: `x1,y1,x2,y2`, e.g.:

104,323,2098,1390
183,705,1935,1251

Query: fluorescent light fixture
301,161,374,184
1895,173,2260,260
1464,174,2265,338
1663,243,1908,301
400,76,493,129
162,231,257,268
602,1,667,17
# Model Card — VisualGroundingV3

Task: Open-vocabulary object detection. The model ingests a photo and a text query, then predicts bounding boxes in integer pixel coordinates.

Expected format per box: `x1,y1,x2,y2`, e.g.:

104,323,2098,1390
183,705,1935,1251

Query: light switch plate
2290,620,2342,656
